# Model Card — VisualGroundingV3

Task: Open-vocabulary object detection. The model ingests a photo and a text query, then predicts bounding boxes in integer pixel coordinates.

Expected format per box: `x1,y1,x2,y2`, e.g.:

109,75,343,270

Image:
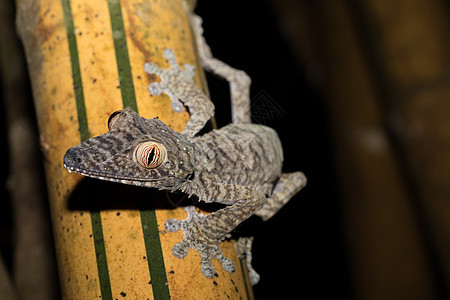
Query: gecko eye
134,141,166,169
107,110,123,130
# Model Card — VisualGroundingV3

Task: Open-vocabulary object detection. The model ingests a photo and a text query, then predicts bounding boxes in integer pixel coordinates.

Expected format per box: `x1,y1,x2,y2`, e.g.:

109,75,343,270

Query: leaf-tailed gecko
63,13,306,285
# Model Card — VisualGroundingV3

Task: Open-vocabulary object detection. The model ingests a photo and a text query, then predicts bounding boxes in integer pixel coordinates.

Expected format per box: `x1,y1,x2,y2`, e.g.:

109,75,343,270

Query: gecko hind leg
165,187,266,278
255,171,307,221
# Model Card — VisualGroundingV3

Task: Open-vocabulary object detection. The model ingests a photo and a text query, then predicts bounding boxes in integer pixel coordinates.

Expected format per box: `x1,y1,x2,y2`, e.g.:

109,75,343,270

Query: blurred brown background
1,0,450,299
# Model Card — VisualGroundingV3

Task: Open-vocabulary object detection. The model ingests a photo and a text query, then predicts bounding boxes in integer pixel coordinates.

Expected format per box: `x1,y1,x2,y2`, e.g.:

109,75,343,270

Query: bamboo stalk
16,0,253,299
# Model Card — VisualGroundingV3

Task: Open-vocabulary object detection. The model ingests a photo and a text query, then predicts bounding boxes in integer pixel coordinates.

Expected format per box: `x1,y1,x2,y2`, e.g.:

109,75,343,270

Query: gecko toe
148,82,163,96
144,62,162,75
220,257,235,274
201,261,215,279
171,98,184,113
164,218,181,232
163,49,179,67
163,48,175,59
214,250,235,274
172,242,189,258
183,64,195,79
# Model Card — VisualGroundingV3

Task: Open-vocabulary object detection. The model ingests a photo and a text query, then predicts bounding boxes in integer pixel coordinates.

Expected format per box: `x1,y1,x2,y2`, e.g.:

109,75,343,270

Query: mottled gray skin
64,15,306,283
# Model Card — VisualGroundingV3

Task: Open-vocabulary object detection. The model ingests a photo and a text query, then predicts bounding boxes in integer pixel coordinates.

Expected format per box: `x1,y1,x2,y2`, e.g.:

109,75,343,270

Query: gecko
63,13,306,284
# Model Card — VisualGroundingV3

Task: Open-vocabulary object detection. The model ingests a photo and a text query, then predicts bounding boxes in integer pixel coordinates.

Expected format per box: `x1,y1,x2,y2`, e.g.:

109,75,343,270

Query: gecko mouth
63,163,168,185
63,163,118,181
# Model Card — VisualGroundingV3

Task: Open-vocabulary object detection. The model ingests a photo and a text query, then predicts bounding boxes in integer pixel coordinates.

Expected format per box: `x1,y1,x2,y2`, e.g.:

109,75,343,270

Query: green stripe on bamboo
90,211,113,300
60,0,90,141
106,0,171,298
61,0,113,299
107,0,138,112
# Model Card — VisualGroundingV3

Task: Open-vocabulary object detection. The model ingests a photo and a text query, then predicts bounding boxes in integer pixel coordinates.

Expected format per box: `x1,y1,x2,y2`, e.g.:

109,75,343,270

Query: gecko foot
144,48,215,137
144,49,196,114
164,206,235,278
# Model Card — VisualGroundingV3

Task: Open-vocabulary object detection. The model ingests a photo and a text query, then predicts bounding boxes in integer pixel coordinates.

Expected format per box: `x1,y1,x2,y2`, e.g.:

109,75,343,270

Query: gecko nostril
63,148,82,167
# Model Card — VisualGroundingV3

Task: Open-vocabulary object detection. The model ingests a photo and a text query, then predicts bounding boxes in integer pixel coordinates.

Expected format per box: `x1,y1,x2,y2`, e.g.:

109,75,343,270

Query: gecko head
63,108,195,190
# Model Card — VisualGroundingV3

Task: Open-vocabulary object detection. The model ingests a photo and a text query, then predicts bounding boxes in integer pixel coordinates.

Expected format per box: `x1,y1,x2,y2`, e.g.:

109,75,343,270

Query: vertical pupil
135,142,165,169
147,147,156,165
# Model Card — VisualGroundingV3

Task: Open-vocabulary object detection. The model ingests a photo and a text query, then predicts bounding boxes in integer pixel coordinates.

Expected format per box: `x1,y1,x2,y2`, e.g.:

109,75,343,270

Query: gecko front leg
164,185,266,278
144,49,214,137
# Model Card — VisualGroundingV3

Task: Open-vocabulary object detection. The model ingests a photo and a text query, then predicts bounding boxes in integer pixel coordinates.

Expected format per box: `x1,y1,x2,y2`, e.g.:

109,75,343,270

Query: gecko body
64,13,306,284
64,108,299,279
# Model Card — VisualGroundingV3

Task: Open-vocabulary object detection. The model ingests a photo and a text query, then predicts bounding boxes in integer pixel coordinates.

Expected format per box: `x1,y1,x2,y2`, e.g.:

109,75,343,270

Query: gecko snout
63,147,84,169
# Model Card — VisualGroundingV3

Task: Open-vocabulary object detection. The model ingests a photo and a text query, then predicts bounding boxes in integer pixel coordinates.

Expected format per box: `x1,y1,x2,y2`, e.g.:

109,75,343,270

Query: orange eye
134,141,166,169
107,110,123,130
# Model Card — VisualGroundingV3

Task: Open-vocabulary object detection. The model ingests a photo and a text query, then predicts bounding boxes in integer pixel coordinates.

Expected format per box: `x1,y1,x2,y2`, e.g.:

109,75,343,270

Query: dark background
196,1,348,299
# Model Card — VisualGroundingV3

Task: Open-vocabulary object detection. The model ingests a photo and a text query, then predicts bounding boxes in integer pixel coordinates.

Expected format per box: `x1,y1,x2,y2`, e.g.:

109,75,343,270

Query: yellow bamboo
16,0,254,299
